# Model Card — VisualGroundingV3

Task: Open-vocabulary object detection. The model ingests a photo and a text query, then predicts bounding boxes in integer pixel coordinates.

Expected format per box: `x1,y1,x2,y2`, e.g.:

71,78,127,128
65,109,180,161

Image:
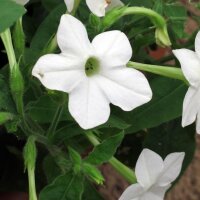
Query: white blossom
119,149,185,200
64,0,124,17
32,14,152,129
173,31,200,133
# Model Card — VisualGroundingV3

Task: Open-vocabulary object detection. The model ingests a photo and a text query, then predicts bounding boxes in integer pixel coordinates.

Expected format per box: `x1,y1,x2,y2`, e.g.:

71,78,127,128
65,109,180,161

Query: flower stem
47,105,64,141
127,61,188,85
23,136,37,200
0,29,17,70
1,28,25,115
28,166,37,200
86,131,137,184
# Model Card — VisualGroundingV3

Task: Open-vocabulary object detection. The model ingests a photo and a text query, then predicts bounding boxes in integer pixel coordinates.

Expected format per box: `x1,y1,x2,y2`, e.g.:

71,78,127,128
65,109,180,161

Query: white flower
173,31,200,133
14,0,29,5
32,14,152,129
64,0,124,17
119,149,185,200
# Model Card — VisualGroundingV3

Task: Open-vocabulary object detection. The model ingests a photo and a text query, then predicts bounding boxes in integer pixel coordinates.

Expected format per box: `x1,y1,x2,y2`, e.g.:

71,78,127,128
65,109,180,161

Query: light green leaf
85,132,124,165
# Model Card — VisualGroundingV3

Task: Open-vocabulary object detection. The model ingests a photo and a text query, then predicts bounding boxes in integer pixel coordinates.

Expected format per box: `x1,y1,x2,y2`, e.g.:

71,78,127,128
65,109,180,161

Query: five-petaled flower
119,149,185,200
64,0,124,17
32,14,152,129
173,31,200,134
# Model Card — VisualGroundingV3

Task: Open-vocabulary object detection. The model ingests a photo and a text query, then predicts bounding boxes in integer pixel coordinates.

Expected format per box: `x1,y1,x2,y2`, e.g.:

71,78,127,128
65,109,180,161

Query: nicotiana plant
0,0,198,200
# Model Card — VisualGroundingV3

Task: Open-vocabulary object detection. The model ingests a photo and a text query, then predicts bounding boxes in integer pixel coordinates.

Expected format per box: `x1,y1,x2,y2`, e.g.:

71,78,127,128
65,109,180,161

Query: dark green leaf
0,0,26,33
43,155,61,183
144,120,195,174
114,77,187,133
82,180,104,200
39,172,84,200
26,95,71,123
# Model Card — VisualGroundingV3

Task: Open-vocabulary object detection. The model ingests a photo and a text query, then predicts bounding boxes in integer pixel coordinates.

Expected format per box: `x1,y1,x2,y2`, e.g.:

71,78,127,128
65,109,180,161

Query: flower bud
23,136,37,171
83,163,104,185
155,26,171,47
10,64,24,114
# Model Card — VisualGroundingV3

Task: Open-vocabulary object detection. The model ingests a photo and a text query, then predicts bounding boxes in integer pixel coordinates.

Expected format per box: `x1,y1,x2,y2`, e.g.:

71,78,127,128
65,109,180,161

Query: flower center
85,57,100,77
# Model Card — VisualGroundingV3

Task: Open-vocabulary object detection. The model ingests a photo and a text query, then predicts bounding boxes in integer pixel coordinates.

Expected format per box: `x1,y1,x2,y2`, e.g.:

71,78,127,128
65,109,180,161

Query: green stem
127,61,188,85
47,106,64,141
0,29,17,70
102,6,171,47
71,0,81,15
28,166,37,200
123,7,165,27
86,132,137,184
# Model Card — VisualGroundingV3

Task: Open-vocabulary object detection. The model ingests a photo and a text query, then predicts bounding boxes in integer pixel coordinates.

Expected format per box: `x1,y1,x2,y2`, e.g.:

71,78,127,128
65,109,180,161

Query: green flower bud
23,136,37,171
0,112,14,125
155,26,171,47
68,147,82,174
83,163,104,185
10,64,24,114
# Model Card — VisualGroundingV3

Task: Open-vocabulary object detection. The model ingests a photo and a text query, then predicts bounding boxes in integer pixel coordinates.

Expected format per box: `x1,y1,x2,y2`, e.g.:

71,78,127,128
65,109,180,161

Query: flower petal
135,149,164,189
157,152,185,186
119,183,144,200
182,87,200,127
173,49,200,86
106,0,124,11
195,31,200,58
97,67,152,111
57,14,92,57
32,54,85,93
196,111,200,134
64,0,74,12
68,78,110,129
92,31,132,68
86,0,107,17
14,0,29,5
142,185,170,200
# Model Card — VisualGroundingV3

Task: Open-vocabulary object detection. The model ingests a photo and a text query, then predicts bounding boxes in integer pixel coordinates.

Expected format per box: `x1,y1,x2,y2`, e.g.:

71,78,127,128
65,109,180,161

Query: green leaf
24,4,65,66
39,172,84,200
164,5,187,38
82,180,104,200
85,132,124,165
43,155,61,183
97,115,130,130
26,95,71,123
114,77,187,133
0,74,16,113
42,0,63,11
53,124,84,144
0,0,26,33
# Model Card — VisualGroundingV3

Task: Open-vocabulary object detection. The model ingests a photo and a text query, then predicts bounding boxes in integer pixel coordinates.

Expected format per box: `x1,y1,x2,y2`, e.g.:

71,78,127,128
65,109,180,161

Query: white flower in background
119,149,185,200
32,14,152,129
173,31,200,134
14,0,29,5
64,0,124,17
